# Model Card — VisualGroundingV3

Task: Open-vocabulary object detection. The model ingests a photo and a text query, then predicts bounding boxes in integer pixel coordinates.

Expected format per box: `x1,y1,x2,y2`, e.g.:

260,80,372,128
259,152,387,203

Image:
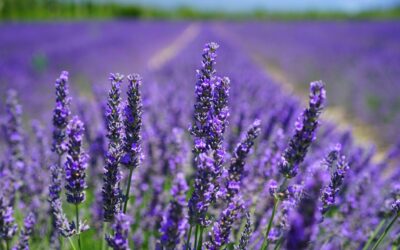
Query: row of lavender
224,21,400,145
1,26,400,250
0,21,188,117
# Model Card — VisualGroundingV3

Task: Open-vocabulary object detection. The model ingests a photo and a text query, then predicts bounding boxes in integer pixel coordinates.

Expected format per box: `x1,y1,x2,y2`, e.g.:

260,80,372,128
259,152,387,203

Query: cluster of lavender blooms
1,40,400,250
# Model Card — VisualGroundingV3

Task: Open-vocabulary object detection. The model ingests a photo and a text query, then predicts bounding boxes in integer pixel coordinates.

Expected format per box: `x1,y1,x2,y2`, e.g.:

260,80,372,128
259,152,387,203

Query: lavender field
0,21,400,250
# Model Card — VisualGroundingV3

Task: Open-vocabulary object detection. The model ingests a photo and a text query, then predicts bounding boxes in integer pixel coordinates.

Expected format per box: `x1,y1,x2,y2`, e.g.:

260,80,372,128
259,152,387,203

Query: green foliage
0,0,399,21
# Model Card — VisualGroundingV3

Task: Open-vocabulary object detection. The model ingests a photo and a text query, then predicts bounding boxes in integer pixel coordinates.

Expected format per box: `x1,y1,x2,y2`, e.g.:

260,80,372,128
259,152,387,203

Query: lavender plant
121,74,143,213
103,73,124,222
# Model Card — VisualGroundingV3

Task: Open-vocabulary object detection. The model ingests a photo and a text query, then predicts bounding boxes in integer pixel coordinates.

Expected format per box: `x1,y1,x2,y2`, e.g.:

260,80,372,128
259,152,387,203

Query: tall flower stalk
190,42,219,157
50,70,71,247
187,42,221,248
121,74,143,213
262,81,326,250
224,120,261,202
103,73,124,222
65,116,88,250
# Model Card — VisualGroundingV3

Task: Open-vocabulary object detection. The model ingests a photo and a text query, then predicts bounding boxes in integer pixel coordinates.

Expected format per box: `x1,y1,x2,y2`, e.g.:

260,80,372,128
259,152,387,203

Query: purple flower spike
122,74,143,169
160,173,188,249
225,120,261,201
52,71,71,155
210,76,230,152
106,213,131,250
103,73,125,222
279,81,326,178
190,43,219,156
13,212,36,250
235,211,253,250
0,197,18,241
188,153,217,227
65,116,88,204
205,196,244,249
321,146,349,214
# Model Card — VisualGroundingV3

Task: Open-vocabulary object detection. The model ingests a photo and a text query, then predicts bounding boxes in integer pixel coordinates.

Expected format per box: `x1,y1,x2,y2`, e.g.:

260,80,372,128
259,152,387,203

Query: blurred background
0,0,399,149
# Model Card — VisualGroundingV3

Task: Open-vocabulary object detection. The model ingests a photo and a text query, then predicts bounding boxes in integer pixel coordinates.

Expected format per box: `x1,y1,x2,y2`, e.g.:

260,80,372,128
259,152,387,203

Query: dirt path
147,23,201,71
212,23,386,161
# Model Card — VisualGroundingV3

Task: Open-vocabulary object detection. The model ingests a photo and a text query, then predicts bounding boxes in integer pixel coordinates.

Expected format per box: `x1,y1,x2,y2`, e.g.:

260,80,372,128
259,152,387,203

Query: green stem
68,237,77,250
5,240,9,250
261,198,280,250
362,219,386,250
75,204,82,250
186,224,193,250
101,223,107,250
273,237,283,250
194,224,199,250
372,213,400,250
197,226,204,250
123,166,135,213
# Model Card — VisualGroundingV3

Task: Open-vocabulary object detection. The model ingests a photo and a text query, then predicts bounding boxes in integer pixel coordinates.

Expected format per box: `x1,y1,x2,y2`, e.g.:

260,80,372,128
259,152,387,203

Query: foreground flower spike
13,212,36,250
225,120,261,201
235,212,253,250
205,196,244,250
210,76,230,152
191,42,219,155
65,116,88,204
106,213,131,250
160,173,188,249
286,171,327,250
0,197,18,243
279,81,326,178
103,73,124,222
210,77,231,199
188,153,216,227
122,74,143,168
321,145,349,214
122,74,143,213
52,71,71,155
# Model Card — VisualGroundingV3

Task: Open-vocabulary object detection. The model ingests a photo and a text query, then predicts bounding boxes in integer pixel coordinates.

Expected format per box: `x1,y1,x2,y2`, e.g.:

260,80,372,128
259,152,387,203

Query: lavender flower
160,173,188,249
279,81,326,178
50,199,75,237
225,120,261,201
188,153,216,226
209,76,230,152
4,90,25,193
13,213,36,250
205,196,244,249
190,42,219,155
286,171,327,250
0,196,18,241
52,71,71,155
106,213,131,250
209,77,230,201
235,212,253,250
65,116,88,204
103,73,124,222
48,163,62,209
321,145,349,213
121,73,142,168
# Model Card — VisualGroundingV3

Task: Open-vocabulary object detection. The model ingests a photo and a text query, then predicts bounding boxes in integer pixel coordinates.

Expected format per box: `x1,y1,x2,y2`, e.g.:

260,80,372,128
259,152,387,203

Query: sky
109,0,400,13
